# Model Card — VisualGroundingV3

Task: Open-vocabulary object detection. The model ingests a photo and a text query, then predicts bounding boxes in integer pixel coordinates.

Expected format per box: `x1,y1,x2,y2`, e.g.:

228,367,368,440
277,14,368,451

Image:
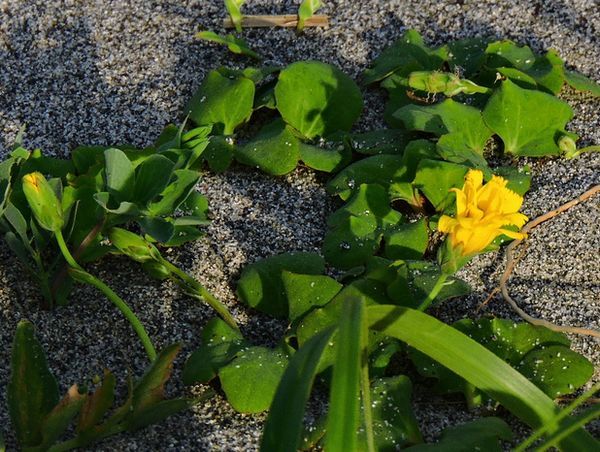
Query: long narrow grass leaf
325,296,363,452
367,305,597,450
261,327,336,452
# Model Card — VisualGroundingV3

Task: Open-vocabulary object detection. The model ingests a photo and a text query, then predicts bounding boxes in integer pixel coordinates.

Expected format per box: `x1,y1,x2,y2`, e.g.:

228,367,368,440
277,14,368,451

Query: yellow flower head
438,169,528,256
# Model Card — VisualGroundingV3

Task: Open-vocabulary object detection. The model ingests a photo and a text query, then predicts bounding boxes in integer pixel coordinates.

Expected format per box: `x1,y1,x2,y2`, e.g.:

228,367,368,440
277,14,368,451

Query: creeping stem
55,230,157,361
417,273,449,312
159,259,239,332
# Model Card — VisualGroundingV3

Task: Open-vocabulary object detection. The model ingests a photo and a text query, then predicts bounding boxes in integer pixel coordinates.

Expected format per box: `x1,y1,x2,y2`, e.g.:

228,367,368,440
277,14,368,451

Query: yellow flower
438,169,528,256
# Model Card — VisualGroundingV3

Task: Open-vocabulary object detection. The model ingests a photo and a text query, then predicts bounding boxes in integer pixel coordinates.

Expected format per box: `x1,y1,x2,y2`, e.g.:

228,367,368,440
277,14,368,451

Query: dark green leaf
482,79,573,156
384,218,428,260
126,398,195,431
323,184,403,269
147,169,200,216
219,346,288,413
40,384,86,448
133,154,175,205
394,99,492,154
275,61,363,138
183,318,247,384
131,343,180,415
347,129,411,155
237,252,325,317
104,148,135,203
202,135,235,173
359,376,423,450
77,370,116,433
261,327,336,452
412,159,469,212
236,119,300,175
485,40,535,71
526,50,565,94
282,271,343,321
327,155,406,200
8,320,60,447
405,418,512,452
299,142,351,173
447,38,488,77
187,70,255,134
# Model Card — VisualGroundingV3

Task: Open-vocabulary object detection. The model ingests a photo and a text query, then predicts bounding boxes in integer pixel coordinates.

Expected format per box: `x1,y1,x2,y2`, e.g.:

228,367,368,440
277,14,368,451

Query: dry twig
498,184,600,338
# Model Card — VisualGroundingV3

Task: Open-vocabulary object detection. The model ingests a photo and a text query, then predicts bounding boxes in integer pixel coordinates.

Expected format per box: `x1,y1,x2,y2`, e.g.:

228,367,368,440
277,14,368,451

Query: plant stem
55,230,157,361
417,273,448,311
160,259,239,331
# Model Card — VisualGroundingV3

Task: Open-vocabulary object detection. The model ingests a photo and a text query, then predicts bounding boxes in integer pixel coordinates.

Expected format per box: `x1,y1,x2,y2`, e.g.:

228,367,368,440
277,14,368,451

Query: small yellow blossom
438,169,528,256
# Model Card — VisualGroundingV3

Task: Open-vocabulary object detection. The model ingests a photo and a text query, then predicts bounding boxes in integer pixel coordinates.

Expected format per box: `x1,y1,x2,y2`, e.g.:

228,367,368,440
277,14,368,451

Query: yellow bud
22,172,64,232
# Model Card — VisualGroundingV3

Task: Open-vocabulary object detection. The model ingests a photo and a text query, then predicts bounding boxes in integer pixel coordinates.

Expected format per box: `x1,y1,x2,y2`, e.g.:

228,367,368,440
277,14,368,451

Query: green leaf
482,79,573,156
299,142,351,173
412,159,469,212
224,0,246,32
219,346,288,413
447,38,488,77
40,384,86,448
360,376,423,450
384,218,428,260
202,135,235,173
564,70,600,96
386,261,470,309
237,252,325,317
133,154,175,206
405,418,512,452
104,148,135,203
130,343,180,417
8,320,60,448
195,31,260,59
186,70,255,134
282,271,342,321
517,345,594,398
126,398,197,431
275,61,363,139
325,296,364,452
183,318,247,384
493,165,532,196
363,30,447,85
323,184,403,269
411,318,592,402
394,99,493,154
525,50,565,94
327,155,406,200
485,40,536,71
261,327,336,452
297,0,322,32
77,370,116,433
236,119,300,175
147,169,200,217
138,216,174,243
347,129,411,155
367,306,597,450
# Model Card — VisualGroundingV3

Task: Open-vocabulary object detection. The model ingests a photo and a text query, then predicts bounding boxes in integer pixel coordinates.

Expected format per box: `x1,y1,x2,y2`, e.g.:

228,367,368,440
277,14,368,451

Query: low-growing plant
2,28,599,451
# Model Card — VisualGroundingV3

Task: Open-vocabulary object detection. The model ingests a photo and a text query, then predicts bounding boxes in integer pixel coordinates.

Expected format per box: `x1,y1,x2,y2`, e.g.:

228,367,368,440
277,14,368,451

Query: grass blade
261,327,335,452
325,296,363,452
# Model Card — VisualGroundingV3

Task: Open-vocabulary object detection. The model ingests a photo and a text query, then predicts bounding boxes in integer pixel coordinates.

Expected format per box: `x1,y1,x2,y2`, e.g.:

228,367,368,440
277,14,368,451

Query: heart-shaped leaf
482,79,573,156
237,252,325,317
187,70,255,135
275,61,363,138
236,119,300,175
219,346,288,413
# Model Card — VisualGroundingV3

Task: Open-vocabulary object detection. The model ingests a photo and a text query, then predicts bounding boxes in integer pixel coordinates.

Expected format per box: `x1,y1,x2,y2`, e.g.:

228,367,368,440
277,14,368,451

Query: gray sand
0,0,598,450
